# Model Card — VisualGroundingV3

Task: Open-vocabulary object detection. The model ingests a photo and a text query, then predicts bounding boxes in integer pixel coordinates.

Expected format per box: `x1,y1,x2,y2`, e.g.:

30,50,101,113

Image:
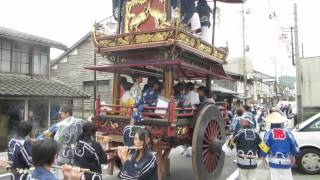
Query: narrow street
99,148,320,180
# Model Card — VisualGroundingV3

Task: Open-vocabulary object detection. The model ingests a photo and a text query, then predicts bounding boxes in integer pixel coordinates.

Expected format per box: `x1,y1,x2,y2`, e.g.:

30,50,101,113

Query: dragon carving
126,0,169,32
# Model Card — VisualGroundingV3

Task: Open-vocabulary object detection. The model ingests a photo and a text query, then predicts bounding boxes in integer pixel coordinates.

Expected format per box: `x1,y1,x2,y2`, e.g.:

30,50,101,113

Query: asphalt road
100,147,320,180
0,148,318,180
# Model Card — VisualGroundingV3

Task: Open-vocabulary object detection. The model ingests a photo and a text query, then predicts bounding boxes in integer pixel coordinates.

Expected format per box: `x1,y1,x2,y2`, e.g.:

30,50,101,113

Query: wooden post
112,72,121,105
206,75,212,92
164,67,173,98
95,95,101,116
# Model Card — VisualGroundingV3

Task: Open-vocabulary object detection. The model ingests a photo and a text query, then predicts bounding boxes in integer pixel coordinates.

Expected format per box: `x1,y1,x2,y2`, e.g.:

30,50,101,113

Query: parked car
291,113,320,174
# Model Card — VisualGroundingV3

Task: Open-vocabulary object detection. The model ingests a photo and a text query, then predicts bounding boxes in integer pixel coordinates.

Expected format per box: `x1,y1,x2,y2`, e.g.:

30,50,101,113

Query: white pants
239,168,256,180
188,13,201,32
270,168,293,180
200,26,211,44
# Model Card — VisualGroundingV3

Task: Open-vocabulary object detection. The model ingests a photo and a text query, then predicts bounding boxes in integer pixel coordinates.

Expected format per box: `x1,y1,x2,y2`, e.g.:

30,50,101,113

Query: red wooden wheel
192,104,226,180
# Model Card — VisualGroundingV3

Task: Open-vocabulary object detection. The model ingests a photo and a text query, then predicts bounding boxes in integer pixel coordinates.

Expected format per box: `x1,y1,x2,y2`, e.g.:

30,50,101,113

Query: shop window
0,100,25,151
28,100,48,132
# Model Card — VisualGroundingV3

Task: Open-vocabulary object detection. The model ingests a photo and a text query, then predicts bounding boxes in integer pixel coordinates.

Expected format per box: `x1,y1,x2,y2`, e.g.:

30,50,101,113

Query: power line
265,0,285,30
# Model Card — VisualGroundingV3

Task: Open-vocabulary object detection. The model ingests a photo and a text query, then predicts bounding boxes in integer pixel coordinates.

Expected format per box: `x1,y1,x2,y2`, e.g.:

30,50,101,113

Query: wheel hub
209,137,223,154
302,153,320,171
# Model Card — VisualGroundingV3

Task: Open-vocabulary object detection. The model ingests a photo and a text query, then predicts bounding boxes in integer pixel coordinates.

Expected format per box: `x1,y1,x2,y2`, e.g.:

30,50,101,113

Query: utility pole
242,4,248,104
294,2,303,123
212,0,217,44
273,58,278,102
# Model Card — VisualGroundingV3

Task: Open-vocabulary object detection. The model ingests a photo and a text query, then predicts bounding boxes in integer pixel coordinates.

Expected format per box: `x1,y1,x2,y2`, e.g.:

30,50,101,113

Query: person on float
196,0,212,43
74,122,108,180
130,74,143,100
142,79,161,107
197,86,208,103
185,82,200,108
118,128,157,180
174,82,186,109
260,112,299,180
7,121,33,180
120,76,128,97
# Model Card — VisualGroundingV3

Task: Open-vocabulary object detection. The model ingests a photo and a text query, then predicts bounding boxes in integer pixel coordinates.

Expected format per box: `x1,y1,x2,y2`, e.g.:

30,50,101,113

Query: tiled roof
0,74,89,98
0,26,68,50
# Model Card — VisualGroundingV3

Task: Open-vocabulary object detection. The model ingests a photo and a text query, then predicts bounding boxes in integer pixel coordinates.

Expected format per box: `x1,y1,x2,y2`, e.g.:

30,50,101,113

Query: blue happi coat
120,150,158,180
260,125,299,169
8,137,33,180
74,138,107,180
29,166,58,180
142,88,159,107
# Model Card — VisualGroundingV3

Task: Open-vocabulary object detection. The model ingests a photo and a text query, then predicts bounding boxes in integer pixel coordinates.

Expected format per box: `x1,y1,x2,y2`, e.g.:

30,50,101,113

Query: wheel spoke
203,136,210,144
207,151,213,172
208,121,213,138
202,147,210,156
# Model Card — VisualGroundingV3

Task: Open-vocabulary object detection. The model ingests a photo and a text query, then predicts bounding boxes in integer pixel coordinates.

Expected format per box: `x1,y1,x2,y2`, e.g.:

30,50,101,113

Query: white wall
299,57,320,107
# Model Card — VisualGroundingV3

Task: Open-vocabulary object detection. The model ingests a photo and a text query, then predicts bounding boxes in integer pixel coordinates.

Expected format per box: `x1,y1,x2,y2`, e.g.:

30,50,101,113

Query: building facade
298,56,320,116
50,33,113,118
0,26,88,151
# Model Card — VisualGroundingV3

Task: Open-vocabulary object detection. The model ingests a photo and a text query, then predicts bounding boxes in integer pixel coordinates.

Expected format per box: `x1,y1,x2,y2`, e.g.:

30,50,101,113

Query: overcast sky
0,0,318,76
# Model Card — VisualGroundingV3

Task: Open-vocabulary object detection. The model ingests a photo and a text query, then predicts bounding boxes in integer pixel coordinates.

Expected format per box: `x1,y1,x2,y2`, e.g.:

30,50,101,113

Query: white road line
226,160,262,180
0,173,11,178
226,168,239,180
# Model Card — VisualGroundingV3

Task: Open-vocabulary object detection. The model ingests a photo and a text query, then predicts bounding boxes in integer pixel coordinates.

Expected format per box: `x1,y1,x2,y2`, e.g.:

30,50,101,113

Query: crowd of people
0,72,300,180
228,102,300,180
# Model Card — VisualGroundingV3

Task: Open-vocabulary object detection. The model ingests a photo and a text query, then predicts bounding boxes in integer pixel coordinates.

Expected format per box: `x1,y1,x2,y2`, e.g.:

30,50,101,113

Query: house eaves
50,32,91,66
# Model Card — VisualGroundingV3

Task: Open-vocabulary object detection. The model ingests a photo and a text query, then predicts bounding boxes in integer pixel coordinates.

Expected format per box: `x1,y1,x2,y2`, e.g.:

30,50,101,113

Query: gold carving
117,36,130,45
151,31,170,42
129,5,151,31
95,28,228,62
177,33,196,47
149,7,170,28
198,43,212,54
125,0,168,32
135,34,153,43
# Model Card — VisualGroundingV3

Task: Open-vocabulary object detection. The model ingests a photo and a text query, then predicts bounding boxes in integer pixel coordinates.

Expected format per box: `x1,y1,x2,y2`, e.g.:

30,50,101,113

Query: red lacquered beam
141,112,167,116
143,107,169,110
176,113,194,117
